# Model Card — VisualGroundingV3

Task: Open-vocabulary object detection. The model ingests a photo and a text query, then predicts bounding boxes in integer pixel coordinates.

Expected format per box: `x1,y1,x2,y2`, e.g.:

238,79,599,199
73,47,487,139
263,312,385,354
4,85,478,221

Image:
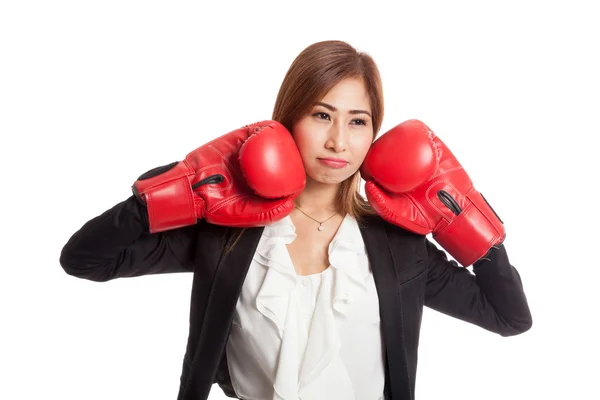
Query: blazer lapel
185,217,425,400
359,217,421,400
184,226,264,399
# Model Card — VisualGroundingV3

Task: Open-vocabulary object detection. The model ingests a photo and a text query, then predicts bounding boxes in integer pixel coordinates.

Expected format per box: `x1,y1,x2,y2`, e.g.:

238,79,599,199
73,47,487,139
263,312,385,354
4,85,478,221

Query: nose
325,121,348,153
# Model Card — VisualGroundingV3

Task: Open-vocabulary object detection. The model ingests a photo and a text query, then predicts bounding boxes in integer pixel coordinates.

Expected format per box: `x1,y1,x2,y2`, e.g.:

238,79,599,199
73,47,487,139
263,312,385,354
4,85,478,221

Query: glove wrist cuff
434,201,505,267
133,162,200,233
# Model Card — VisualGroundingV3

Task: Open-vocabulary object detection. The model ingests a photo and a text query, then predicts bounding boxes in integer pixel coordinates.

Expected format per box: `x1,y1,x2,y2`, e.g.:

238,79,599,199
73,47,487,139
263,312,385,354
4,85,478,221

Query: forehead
319,78,371,111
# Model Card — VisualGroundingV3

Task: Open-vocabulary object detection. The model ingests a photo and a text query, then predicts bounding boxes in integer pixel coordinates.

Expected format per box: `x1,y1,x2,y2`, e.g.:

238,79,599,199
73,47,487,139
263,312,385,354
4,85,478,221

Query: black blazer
60,196,532,400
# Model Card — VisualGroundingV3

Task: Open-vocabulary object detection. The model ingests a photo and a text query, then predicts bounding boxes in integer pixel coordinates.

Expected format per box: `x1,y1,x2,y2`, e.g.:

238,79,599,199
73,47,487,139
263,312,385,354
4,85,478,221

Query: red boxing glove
360,119,505,267
133,120,306,233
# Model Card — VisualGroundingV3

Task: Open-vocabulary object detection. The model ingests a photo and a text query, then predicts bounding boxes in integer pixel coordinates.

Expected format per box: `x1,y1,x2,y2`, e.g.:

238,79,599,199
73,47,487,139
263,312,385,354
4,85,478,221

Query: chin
307,170,356,185
312,178,344,185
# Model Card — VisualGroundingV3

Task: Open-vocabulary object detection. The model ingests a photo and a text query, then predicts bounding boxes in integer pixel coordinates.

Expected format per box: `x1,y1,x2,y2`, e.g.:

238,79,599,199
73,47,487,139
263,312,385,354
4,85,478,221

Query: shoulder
359,213,425,240
358,214,431,256
194,219,241,247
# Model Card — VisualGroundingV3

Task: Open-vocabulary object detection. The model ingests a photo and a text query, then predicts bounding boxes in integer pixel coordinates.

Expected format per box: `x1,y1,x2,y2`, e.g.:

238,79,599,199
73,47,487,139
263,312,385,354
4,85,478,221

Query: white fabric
226,214,386,400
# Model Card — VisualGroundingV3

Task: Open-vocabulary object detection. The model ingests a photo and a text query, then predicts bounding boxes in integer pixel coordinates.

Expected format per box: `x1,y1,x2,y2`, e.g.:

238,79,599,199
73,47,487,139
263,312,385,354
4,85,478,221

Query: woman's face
292,77,374,186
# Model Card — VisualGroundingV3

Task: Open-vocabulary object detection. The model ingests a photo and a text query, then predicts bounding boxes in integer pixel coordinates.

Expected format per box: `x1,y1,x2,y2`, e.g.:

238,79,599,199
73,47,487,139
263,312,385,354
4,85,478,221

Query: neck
293,178,341,215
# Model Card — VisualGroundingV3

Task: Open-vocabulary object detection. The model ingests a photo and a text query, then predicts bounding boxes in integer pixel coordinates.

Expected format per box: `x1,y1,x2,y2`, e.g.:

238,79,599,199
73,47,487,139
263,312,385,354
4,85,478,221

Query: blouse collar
251,214,372,398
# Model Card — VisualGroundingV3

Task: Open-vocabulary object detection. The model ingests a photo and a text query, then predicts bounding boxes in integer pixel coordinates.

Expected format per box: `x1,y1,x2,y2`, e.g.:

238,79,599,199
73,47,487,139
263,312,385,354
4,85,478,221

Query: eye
351,118,367,126
313,112,331,121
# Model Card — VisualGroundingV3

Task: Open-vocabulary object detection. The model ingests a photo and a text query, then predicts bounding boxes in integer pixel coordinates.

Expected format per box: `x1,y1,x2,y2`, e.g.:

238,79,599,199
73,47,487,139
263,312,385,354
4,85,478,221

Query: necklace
294,206,338,231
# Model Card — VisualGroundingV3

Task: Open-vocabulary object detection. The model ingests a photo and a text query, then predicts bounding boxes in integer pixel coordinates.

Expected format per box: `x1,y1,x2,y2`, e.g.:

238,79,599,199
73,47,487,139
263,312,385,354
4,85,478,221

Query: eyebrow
315,102,372,118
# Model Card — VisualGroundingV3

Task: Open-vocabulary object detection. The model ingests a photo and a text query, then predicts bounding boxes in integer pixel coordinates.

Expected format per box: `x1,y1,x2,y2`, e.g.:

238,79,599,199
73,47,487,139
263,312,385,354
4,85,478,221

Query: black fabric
137,162,179,181
60,196,532,400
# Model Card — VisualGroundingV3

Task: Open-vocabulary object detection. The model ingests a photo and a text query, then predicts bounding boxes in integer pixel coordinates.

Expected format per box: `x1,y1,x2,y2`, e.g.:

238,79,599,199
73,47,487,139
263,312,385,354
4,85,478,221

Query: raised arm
60,195,197,282
424,240,532,336
61,120,306,282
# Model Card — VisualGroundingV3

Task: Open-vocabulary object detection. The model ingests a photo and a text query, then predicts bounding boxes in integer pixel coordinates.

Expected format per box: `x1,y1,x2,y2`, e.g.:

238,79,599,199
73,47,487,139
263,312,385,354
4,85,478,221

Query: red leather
360,119,505,267
133,120,306,233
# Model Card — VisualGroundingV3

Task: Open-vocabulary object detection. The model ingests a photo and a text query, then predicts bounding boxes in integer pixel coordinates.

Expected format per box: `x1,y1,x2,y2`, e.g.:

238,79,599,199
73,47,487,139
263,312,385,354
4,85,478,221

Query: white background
1,0,598,399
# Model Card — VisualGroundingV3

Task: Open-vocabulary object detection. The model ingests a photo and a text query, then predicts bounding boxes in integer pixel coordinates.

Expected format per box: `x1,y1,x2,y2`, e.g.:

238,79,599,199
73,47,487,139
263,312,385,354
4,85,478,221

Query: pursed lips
318,157,348,163
317,157,349,168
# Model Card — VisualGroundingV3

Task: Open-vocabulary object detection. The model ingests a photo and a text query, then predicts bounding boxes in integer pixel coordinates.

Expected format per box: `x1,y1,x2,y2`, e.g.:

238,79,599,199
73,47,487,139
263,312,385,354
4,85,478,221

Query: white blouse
225,214,386,400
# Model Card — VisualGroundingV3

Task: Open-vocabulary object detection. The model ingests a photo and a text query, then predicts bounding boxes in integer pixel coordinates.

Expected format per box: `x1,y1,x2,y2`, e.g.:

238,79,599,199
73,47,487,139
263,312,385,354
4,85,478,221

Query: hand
360,119,504,267
133,120,306,233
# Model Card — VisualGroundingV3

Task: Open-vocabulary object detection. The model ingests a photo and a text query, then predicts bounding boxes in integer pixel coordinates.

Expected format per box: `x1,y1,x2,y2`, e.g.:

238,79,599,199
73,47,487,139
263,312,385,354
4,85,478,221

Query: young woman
60,40,532,400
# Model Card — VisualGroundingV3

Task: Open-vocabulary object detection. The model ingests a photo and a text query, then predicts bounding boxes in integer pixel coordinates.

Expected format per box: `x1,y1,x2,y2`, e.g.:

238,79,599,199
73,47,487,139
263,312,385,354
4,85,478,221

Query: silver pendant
318,225,324,231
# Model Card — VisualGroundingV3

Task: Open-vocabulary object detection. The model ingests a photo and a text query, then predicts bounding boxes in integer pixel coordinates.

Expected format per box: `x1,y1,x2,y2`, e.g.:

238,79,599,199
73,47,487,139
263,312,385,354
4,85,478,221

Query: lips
318,157,349,168
319,157,348,163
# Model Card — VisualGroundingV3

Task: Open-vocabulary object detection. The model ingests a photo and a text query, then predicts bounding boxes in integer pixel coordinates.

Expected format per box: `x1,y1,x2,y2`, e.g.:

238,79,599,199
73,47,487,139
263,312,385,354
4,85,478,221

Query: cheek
292,121,325,155
353,135,374,159
291,128,316,161
292,131,311,154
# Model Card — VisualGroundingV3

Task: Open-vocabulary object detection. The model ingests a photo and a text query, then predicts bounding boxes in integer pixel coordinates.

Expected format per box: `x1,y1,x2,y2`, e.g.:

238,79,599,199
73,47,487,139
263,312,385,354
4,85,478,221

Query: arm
61,121,306,282
59,195,196,282
424,239,532,336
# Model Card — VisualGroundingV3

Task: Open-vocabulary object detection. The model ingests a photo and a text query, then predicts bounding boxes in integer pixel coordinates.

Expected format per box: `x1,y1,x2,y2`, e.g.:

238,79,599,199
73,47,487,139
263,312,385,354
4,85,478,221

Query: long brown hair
226,40,384,252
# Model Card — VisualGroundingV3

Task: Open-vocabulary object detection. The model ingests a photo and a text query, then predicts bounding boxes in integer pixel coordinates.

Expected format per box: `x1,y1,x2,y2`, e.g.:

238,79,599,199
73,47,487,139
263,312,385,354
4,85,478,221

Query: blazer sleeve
423,239,532,336
59,195,196,282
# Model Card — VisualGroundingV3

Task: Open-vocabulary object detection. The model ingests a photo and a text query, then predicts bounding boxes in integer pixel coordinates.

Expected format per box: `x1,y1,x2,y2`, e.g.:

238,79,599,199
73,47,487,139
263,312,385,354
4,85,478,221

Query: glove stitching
209,193,287,217
404,192,434,230
208,144,246,183
208,193,251,212
428,165,463,182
